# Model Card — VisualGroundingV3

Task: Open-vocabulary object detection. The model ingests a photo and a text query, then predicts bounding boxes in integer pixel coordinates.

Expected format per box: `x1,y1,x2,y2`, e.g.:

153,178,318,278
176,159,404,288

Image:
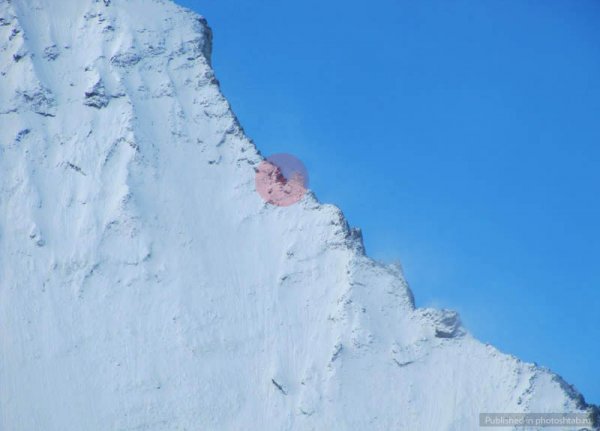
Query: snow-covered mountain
0,0,597,429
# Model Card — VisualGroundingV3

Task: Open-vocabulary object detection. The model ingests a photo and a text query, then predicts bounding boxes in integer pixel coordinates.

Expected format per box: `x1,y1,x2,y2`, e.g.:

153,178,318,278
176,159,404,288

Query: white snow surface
0,0,597,430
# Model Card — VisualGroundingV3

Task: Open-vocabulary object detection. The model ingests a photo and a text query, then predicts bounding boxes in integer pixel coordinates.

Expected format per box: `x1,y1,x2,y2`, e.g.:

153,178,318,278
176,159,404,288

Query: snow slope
0,0,597,429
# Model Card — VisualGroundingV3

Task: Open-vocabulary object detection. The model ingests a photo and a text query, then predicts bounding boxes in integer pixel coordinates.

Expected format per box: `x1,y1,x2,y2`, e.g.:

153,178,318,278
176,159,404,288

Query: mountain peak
0,1,597,430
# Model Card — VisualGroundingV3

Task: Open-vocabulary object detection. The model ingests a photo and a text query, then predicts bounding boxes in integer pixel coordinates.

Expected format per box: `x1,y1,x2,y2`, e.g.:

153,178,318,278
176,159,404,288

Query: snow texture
0,0,597,430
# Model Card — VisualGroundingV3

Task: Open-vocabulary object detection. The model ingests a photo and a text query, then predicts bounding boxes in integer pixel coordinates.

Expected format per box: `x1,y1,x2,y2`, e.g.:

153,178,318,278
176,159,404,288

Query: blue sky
178,0,600,403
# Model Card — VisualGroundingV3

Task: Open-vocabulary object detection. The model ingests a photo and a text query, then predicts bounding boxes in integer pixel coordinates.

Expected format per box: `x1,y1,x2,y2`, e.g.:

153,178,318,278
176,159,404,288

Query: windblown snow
0,0,597,430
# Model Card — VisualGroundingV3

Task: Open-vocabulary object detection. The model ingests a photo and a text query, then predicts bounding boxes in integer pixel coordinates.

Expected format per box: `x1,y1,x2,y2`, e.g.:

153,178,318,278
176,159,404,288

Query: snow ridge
0,0,597,430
